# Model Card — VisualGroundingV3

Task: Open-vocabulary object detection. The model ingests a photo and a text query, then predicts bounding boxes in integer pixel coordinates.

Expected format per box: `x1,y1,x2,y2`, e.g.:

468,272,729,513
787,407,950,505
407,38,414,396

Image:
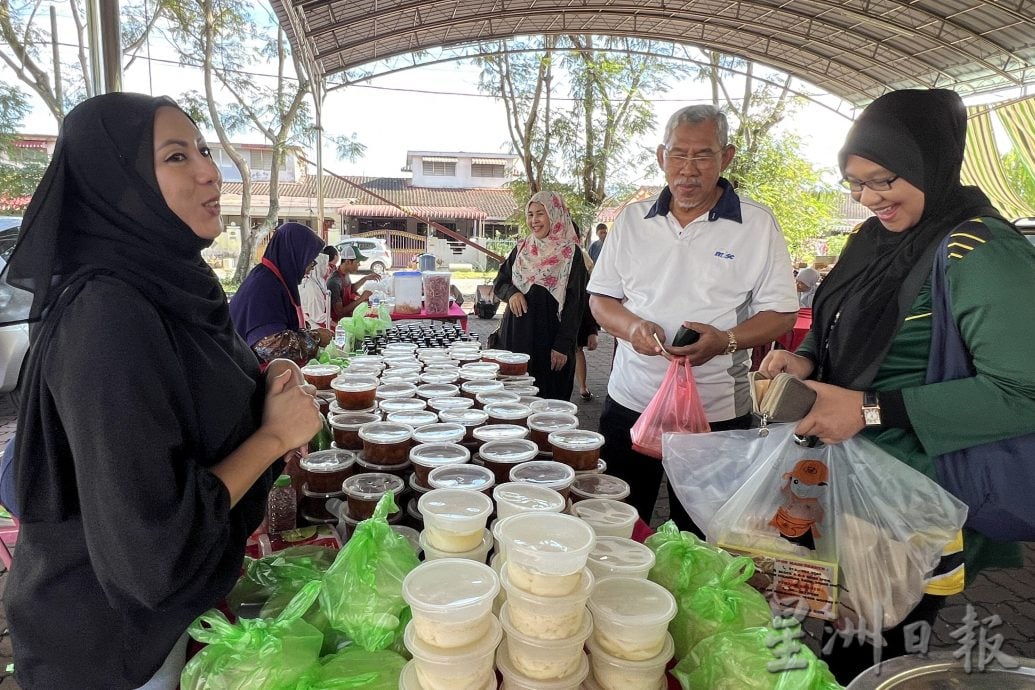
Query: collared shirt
588,178,798,419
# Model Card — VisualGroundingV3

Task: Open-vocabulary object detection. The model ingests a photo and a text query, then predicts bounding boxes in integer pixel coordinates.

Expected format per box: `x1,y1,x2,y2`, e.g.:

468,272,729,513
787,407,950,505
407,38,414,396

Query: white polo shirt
587,180,798,421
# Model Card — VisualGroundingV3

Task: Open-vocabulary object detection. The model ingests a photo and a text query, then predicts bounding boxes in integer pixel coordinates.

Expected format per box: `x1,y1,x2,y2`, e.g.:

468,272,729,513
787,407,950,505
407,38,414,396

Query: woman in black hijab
1,93,322,688
761,89,1035,682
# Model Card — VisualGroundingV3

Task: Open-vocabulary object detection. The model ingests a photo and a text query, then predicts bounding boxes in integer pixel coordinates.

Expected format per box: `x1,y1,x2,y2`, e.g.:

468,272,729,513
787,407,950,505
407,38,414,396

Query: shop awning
420,156,458,163
337,204,487,220
471,158,508,166
962,106,1032,220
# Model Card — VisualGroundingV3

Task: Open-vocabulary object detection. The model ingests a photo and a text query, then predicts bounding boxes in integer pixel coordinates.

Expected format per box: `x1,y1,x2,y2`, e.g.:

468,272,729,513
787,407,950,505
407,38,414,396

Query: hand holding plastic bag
319,493,420,650
630,357,710,458
181,580,324,690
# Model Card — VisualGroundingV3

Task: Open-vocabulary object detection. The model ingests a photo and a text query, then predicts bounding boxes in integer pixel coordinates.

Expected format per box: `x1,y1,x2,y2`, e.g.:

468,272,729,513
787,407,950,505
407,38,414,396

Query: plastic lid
571,498,638,527
472,424,529,443
478,349,509,360
419,371,459,384
587,577,677,627
428,464,496,492
459,369,498,381
518,396,542,407
428,396,475,412
571,474,631,501
349,354,384,364
527,412,579,433
476,391,522,406
342,471,404,500
498,512,596,576
438,408,489,426
380,373,420,384
375,382,418,399
575,459,608,475
357,421,415,444
509,460,576,489
378,398,427,414
274,474,292,487
418,488,494,527
461,380,505,395
492,482,566,513
416,383,460,399
499,375,536,384
495,352,530,365
548,429,605,452
503,385,539,397
328,412,381,431
412,422,466,444
452,351,483,363
300,449,356,473
408,473,432,496
589,537,657,572
300,363,341,377
483,402,532,421
410,442,471,467
330,375,379,392
402,559,500,614
461,362,500,374
478,439,539,465
386,410,439,428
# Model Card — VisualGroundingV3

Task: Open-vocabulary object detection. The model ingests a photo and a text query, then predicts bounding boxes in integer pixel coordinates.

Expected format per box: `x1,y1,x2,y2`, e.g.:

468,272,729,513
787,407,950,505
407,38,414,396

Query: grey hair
662,105,729,147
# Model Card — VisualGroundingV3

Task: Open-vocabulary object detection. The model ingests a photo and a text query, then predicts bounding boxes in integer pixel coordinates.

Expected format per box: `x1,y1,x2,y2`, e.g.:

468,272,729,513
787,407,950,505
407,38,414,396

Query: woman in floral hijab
492,191,590,400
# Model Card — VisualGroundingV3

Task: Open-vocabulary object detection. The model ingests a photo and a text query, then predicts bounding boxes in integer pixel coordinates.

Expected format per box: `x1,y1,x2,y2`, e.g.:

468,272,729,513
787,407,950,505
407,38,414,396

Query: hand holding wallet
749,371,817,423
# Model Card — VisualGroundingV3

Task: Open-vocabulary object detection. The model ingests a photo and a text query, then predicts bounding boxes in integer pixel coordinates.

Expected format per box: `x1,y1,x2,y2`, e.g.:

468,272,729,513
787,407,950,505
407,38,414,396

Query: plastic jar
509,461,576,500
587,578,677,661
343,472,405,520
393,271,424,314
527,413,579,452
300,449,356,493
472,423,529,445
412,422,467,445
427,396,475,414
329,400,378,419
378,397,427,415
496,352,531,376
330,375,379,410
484,402,533,427
570,474,631,503
497,644,588,690
478,439,539,485
409,472,432,497
438,408,489,442
299,363,341,390
575,459,608,476
410,443,470,487
499,564,594,639
461,379,505,400
499,605,593,681
300,484,344,522
548,430,605,471
386,409,439,429
586,537,657,582
358,421,415,465
428,463,496,496
460,361,499,376
500,512,596,594
504,385,540,397
492,482,566,520
416,383,460,400
476,391,522,410
402,559,499,649
422,271,452,315
355,456,411,481
570,498,639,539
348,353,384,365
328,412,381,450
403,618,501,690
419,527,493,563
419,370,459,385
583,640,671,690
452,351,484,366
375,381,418,401
380,372,420,385
529,399,579,416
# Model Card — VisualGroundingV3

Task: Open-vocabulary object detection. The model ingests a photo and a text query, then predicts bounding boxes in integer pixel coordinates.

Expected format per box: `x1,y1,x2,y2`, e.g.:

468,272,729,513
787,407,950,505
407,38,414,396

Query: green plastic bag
647,521,734,601
673,624,842,690
319,493,420,650
293,648,408,690
230,546,337,608
673,557,773,659
181,580,325,690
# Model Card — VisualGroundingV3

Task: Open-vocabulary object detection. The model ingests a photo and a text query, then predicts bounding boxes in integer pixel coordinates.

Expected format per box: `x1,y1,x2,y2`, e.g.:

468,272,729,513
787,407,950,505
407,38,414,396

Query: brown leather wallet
749,372,817,423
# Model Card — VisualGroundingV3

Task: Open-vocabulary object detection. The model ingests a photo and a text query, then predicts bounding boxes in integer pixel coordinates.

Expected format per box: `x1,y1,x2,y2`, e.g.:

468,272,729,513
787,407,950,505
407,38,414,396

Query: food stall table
390,302,468,332
776,307,812,352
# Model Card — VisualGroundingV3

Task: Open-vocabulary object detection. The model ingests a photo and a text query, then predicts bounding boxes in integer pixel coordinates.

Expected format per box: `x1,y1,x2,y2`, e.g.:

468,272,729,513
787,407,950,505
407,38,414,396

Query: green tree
0,83,47,210
1003,149,1035,214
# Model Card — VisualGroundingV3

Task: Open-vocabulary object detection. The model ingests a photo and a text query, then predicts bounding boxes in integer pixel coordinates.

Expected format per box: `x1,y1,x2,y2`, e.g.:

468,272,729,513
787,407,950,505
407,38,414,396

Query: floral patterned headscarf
511,191,579,315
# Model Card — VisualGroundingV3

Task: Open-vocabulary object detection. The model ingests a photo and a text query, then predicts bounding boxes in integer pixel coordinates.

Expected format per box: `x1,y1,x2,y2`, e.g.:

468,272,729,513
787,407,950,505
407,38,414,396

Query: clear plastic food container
410,442,471,487
460,361,499,376
587,577,677,661
503,385,539,397
496,352,531,376
383,342,418,354
406,495,424,530
438,408,489,442
509,460,576,500
571,498,639,539
357,421,415,465
478,349,509,362
413,422,467,445
500,512,596,582
330,375,379,410
529,399,578,416
586,537,657,582
419,527,493,563
423,271,452,315
355,456,411,481
377,398,427,415
300,483,344,522
386,409,439,429
416,383,460,400
419,371,459,385
402,558,499,648
585,633,673,690
380,372,419,385
342,472,405,520
492,482,566,520
428,463,496,496
461,379,505,400
375,381,418,400
484,402,533,427
499,606,592,682
471,423,529,445
478,439,539,484
392,271,424,314
527,413,579,451
428,396,475,413
299,363,341,390
570,474,631,503
328,412,381,450
499,564,594,638
403,618,502,690
476,391,522,410
300,449,356,493
548,430,605,471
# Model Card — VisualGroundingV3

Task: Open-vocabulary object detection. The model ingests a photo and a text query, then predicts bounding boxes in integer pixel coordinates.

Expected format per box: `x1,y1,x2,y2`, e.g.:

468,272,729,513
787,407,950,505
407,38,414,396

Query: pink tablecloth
776,307,812,352
390,302,468,332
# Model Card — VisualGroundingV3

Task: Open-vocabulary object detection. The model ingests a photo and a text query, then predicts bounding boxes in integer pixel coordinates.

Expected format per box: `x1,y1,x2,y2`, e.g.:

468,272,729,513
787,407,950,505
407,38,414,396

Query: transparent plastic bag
181,580,324,690
318,493,420,650
630,357,710,459
293,647,408,690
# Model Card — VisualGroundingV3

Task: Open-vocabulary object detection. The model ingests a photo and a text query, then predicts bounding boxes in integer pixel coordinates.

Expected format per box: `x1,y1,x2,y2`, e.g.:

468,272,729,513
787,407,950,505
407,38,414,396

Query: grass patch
450,270,496,280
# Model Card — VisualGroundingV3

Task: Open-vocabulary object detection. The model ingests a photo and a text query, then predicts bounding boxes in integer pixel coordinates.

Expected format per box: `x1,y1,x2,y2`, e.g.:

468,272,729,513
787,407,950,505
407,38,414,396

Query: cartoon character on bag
769,459,828,551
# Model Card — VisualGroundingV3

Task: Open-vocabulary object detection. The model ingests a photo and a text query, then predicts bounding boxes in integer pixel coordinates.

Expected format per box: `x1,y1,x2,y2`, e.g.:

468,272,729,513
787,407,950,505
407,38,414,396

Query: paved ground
0,294,1031,686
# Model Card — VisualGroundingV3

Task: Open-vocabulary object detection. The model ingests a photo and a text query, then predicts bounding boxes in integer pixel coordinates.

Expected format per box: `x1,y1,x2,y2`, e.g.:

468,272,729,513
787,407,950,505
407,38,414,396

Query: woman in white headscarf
795,266,821,308
300,250,332,329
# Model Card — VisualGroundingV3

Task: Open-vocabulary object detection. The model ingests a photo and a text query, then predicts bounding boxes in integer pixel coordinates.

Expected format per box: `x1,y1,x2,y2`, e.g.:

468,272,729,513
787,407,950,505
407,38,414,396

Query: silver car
336,237,394,275
0,218,31,393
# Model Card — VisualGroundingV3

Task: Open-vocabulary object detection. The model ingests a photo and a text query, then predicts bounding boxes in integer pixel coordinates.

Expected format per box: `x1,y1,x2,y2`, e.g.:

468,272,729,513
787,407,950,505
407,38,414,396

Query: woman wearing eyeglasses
760,89,1035,682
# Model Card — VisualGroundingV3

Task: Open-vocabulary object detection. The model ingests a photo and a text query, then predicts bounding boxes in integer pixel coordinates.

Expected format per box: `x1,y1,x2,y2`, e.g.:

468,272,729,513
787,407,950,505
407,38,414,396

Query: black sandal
580,391,593,401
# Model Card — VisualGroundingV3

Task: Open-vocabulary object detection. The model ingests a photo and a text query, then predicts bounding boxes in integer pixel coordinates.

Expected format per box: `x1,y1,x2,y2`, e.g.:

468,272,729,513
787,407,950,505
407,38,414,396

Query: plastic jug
393,271,423,314
418,253,437,272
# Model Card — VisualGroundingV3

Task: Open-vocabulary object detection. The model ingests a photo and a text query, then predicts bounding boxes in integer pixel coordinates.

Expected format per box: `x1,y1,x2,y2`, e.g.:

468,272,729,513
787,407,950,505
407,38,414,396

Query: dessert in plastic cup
493,482,566,520
418,488,493,553
342,472,405,520
570,474,630,503
496,351,531,376
410,442,471,487
300,483,344,521
299,449,356,493
415,383,461,400
427,464,496,496
374,381,418,400
508,460,576,500
377,397,427,415
475,390,522,409
427,396,475,413
402,558,500,649
386,409,439,429
529,399,579,416
438,408,489,442
412,422,467,445
584,631,674,690
484,402,533,427
330,374,378,410
478,438,540,485
299,363,341,390
527,412,579,452
419,527,493,563
499,604,593,681
419,370,459,385
472,423,529,445
586,537,656,581
499,564,594,639
570,498,639,539
499,512,595,594
355,456,411,481
328,412,381,450
587,577,677,661
548,430,605,471
461,379,505,400
357,421,415,465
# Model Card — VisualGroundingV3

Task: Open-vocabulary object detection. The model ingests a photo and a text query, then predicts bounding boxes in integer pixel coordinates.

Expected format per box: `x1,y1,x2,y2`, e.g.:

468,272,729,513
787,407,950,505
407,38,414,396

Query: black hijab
6,93,260,521
811,89,1004,388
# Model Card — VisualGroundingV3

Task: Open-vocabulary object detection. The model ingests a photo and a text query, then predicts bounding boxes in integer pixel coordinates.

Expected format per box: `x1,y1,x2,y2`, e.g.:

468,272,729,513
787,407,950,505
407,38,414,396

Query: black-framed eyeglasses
841,175,899,193
662,145,727,170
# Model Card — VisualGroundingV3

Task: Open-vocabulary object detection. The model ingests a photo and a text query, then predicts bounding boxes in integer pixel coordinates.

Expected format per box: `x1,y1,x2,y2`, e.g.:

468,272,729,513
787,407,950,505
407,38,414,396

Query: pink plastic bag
630,357,710,458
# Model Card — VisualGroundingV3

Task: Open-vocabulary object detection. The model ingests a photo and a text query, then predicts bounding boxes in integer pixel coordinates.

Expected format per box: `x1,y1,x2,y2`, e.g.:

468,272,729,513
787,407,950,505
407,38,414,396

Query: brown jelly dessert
328,412,380,450
484,402,533,427
330,375,379,410
355,457,412,481
343,472,405,521
570,473,632,503
527,412,579,452
409,442,471,487
300,483,345,522
478,439,539,485
548,430,605,471
300,363,342,390
438,408,490,443
358,421,415,465
495,352,530,376
508,460,576,501
300,449,356,493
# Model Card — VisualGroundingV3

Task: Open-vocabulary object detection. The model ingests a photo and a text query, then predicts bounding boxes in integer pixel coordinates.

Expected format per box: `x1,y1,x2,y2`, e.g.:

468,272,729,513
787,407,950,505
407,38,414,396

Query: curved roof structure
271,0,1035,106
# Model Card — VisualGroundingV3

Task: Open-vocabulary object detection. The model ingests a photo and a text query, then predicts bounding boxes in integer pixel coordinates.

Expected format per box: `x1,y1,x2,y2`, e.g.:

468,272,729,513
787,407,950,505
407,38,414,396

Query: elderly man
588,104,799,531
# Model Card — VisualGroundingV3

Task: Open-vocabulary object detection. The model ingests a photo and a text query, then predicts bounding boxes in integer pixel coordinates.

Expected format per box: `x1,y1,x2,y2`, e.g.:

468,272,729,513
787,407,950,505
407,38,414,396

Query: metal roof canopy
271,0,1035,107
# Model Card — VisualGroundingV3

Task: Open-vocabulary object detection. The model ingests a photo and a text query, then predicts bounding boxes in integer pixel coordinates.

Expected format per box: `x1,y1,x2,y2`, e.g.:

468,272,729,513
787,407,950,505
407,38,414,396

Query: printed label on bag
720,543,838,620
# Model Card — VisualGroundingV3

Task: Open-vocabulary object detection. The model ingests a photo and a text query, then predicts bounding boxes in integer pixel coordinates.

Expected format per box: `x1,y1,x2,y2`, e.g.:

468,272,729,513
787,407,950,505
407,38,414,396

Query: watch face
863,407,882,425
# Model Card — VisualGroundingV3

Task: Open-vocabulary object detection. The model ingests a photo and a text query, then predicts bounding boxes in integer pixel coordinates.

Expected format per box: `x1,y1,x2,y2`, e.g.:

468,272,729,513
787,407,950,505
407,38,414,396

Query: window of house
250,150,288,172
422,160,456,176
472,163,506,178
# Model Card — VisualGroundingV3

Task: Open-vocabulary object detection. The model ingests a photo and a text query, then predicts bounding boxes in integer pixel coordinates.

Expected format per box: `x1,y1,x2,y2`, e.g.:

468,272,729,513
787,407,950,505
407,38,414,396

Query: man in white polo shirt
588,104,798,532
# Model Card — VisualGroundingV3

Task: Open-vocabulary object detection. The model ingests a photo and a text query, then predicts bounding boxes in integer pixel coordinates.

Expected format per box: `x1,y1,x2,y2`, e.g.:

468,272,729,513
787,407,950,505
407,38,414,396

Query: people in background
0,93,320,689
328,244,379,322
230,222,332,366
589,222,608,262
320,244,339,280
795,266,821,308
588,104,798,529
300,248,332,328
493,191,590,400
572,220,601,401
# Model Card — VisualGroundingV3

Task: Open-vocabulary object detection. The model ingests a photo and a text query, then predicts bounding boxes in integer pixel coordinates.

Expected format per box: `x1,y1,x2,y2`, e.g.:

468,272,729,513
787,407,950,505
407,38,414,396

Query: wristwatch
862,391,882,426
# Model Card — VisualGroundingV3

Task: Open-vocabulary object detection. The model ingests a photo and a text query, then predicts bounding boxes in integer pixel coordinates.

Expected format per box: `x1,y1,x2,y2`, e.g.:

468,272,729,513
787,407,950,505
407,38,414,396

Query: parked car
1016,217,1035,247
0,218,31,394
335,237,393,275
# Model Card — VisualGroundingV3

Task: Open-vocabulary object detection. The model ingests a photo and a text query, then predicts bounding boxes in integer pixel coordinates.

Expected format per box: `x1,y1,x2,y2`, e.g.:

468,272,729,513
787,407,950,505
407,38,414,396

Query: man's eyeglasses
662,145,726,170
840,175,899,193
